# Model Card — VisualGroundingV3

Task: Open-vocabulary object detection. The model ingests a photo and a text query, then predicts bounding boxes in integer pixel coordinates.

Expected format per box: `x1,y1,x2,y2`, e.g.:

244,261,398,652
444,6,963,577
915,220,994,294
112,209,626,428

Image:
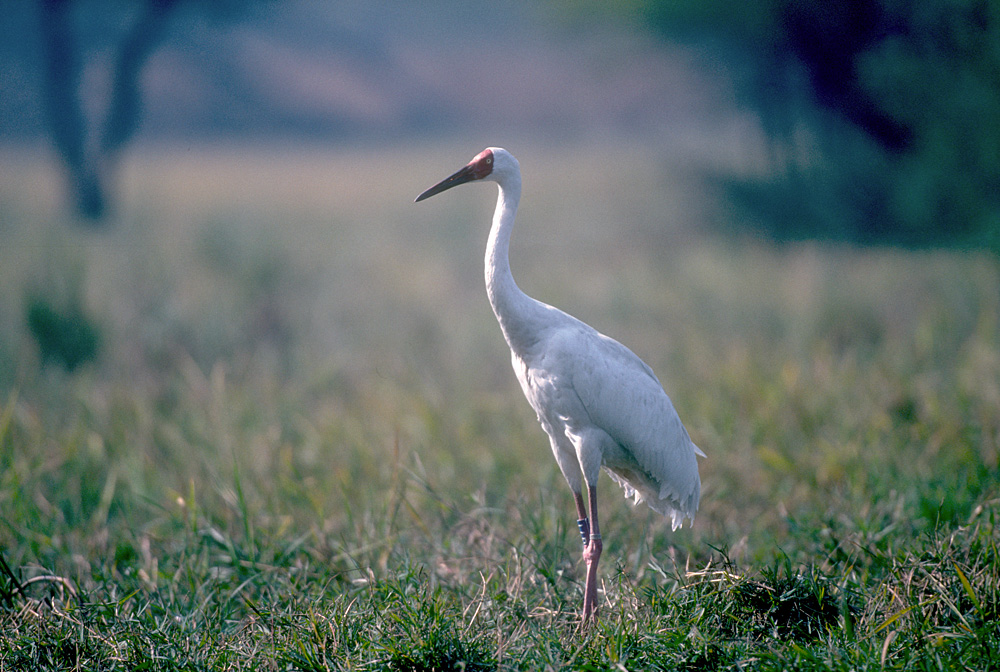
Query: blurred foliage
859,1,1000,249
555,0,1000,250
25,295,101,372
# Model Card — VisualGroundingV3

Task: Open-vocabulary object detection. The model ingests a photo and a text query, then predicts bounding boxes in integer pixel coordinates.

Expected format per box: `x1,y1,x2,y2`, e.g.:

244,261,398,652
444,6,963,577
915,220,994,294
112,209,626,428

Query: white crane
415,147,704,622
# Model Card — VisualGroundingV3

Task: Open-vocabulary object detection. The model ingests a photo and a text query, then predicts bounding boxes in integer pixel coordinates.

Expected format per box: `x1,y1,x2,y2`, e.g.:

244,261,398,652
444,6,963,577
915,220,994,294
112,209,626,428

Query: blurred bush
26,295,101,372
595,0,1000,250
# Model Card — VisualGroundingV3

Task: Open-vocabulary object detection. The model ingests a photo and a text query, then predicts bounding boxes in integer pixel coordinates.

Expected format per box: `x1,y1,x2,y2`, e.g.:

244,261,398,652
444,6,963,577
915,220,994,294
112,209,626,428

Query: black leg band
577,518,590,547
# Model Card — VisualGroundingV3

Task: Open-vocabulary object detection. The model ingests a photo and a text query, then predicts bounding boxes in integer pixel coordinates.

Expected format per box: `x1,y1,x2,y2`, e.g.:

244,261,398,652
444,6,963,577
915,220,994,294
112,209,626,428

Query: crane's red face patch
469,148,494,179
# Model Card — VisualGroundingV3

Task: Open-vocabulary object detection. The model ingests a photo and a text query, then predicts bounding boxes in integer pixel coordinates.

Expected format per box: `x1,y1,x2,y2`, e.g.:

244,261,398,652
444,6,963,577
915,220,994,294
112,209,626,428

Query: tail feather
605,467,698,529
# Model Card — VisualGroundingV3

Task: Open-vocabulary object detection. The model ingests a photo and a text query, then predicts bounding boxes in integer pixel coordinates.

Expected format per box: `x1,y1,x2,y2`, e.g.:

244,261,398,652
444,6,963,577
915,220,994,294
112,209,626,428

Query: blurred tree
552,0,1000,250
38,0,182,221
656,0,1000,249
36,0,268,223
638,0,915,151
860,1,1000,249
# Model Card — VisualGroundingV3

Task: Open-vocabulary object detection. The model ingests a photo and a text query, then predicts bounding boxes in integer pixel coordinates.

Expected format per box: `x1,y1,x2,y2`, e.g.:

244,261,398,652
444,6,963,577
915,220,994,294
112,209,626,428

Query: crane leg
573,492,589,548
575,485,602,623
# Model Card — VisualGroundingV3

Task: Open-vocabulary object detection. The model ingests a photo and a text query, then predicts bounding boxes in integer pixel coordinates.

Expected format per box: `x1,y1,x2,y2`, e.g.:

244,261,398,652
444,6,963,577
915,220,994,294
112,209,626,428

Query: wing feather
555,322,703,526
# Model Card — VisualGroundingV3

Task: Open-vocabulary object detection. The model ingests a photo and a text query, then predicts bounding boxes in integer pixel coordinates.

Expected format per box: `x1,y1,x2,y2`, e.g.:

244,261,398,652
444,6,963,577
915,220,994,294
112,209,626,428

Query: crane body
416,147,704,622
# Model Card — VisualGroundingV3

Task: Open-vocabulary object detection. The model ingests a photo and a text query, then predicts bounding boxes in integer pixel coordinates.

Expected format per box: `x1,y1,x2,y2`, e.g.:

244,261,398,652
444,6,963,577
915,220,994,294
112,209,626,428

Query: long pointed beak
414,163,477,202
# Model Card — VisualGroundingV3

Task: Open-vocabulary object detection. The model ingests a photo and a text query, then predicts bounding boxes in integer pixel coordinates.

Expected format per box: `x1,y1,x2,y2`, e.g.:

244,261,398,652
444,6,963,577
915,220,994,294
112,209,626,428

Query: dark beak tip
413,164,475,204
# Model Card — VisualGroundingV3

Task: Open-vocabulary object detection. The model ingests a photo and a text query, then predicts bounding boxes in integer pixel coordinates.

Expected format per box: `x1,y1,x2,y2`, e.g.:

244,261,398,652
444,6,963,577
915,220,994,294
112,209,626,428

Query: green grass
1,142,998,669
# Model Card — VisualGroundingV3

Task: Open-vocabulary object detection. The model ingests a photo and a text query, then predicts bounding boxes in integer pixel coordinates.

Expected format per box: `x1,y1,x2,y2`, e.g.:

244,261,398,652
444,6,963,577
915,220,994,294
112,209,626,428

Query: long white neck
485,174,545,356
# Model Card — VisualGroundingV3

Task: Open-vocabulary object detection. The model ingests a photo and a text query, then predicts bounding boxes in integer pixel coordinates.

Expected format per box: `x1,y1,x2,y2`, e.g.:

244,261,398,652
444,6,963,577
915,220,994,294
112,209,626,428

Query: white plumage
509,304,704,528
416,147,704,622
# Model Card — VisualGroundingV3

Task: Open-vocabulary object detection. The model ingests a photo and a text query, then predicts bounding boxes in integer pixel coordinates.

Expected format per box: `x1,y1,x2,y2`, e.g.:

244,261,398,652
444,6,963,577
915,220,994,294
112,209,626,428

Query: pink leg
575,486,602,623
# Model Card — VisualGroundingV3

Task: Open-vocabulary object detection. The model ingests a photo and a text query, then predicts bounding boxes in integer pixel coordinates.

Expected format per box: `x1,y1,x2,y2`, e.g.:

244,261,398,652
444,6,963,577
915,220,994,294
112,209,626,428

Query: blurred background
0,0,998,557
3,0,998,242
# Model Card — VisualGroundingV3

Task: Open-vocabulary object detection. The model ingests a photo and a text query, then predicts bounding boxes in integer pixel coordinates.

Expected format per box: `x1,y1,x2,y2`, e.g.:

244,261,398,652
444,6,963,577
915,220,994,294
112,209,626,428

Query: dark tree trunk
39,0,104,219
102,0,180,161
38,0,180,222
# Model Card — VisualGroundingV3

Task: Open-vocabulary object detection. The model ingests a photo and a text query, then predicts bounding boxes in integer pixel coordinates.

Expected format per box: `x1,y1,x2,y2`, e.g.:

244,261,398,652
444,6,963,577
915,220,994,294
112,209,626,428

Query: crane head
414,148,496,202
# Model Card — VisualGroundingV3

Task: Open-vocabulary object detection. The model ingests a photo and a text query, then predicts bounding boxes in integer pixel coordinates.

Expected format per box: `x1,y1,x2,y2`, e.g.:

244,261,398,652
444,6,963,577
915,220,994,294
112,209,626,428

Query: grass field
1,142,998,670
